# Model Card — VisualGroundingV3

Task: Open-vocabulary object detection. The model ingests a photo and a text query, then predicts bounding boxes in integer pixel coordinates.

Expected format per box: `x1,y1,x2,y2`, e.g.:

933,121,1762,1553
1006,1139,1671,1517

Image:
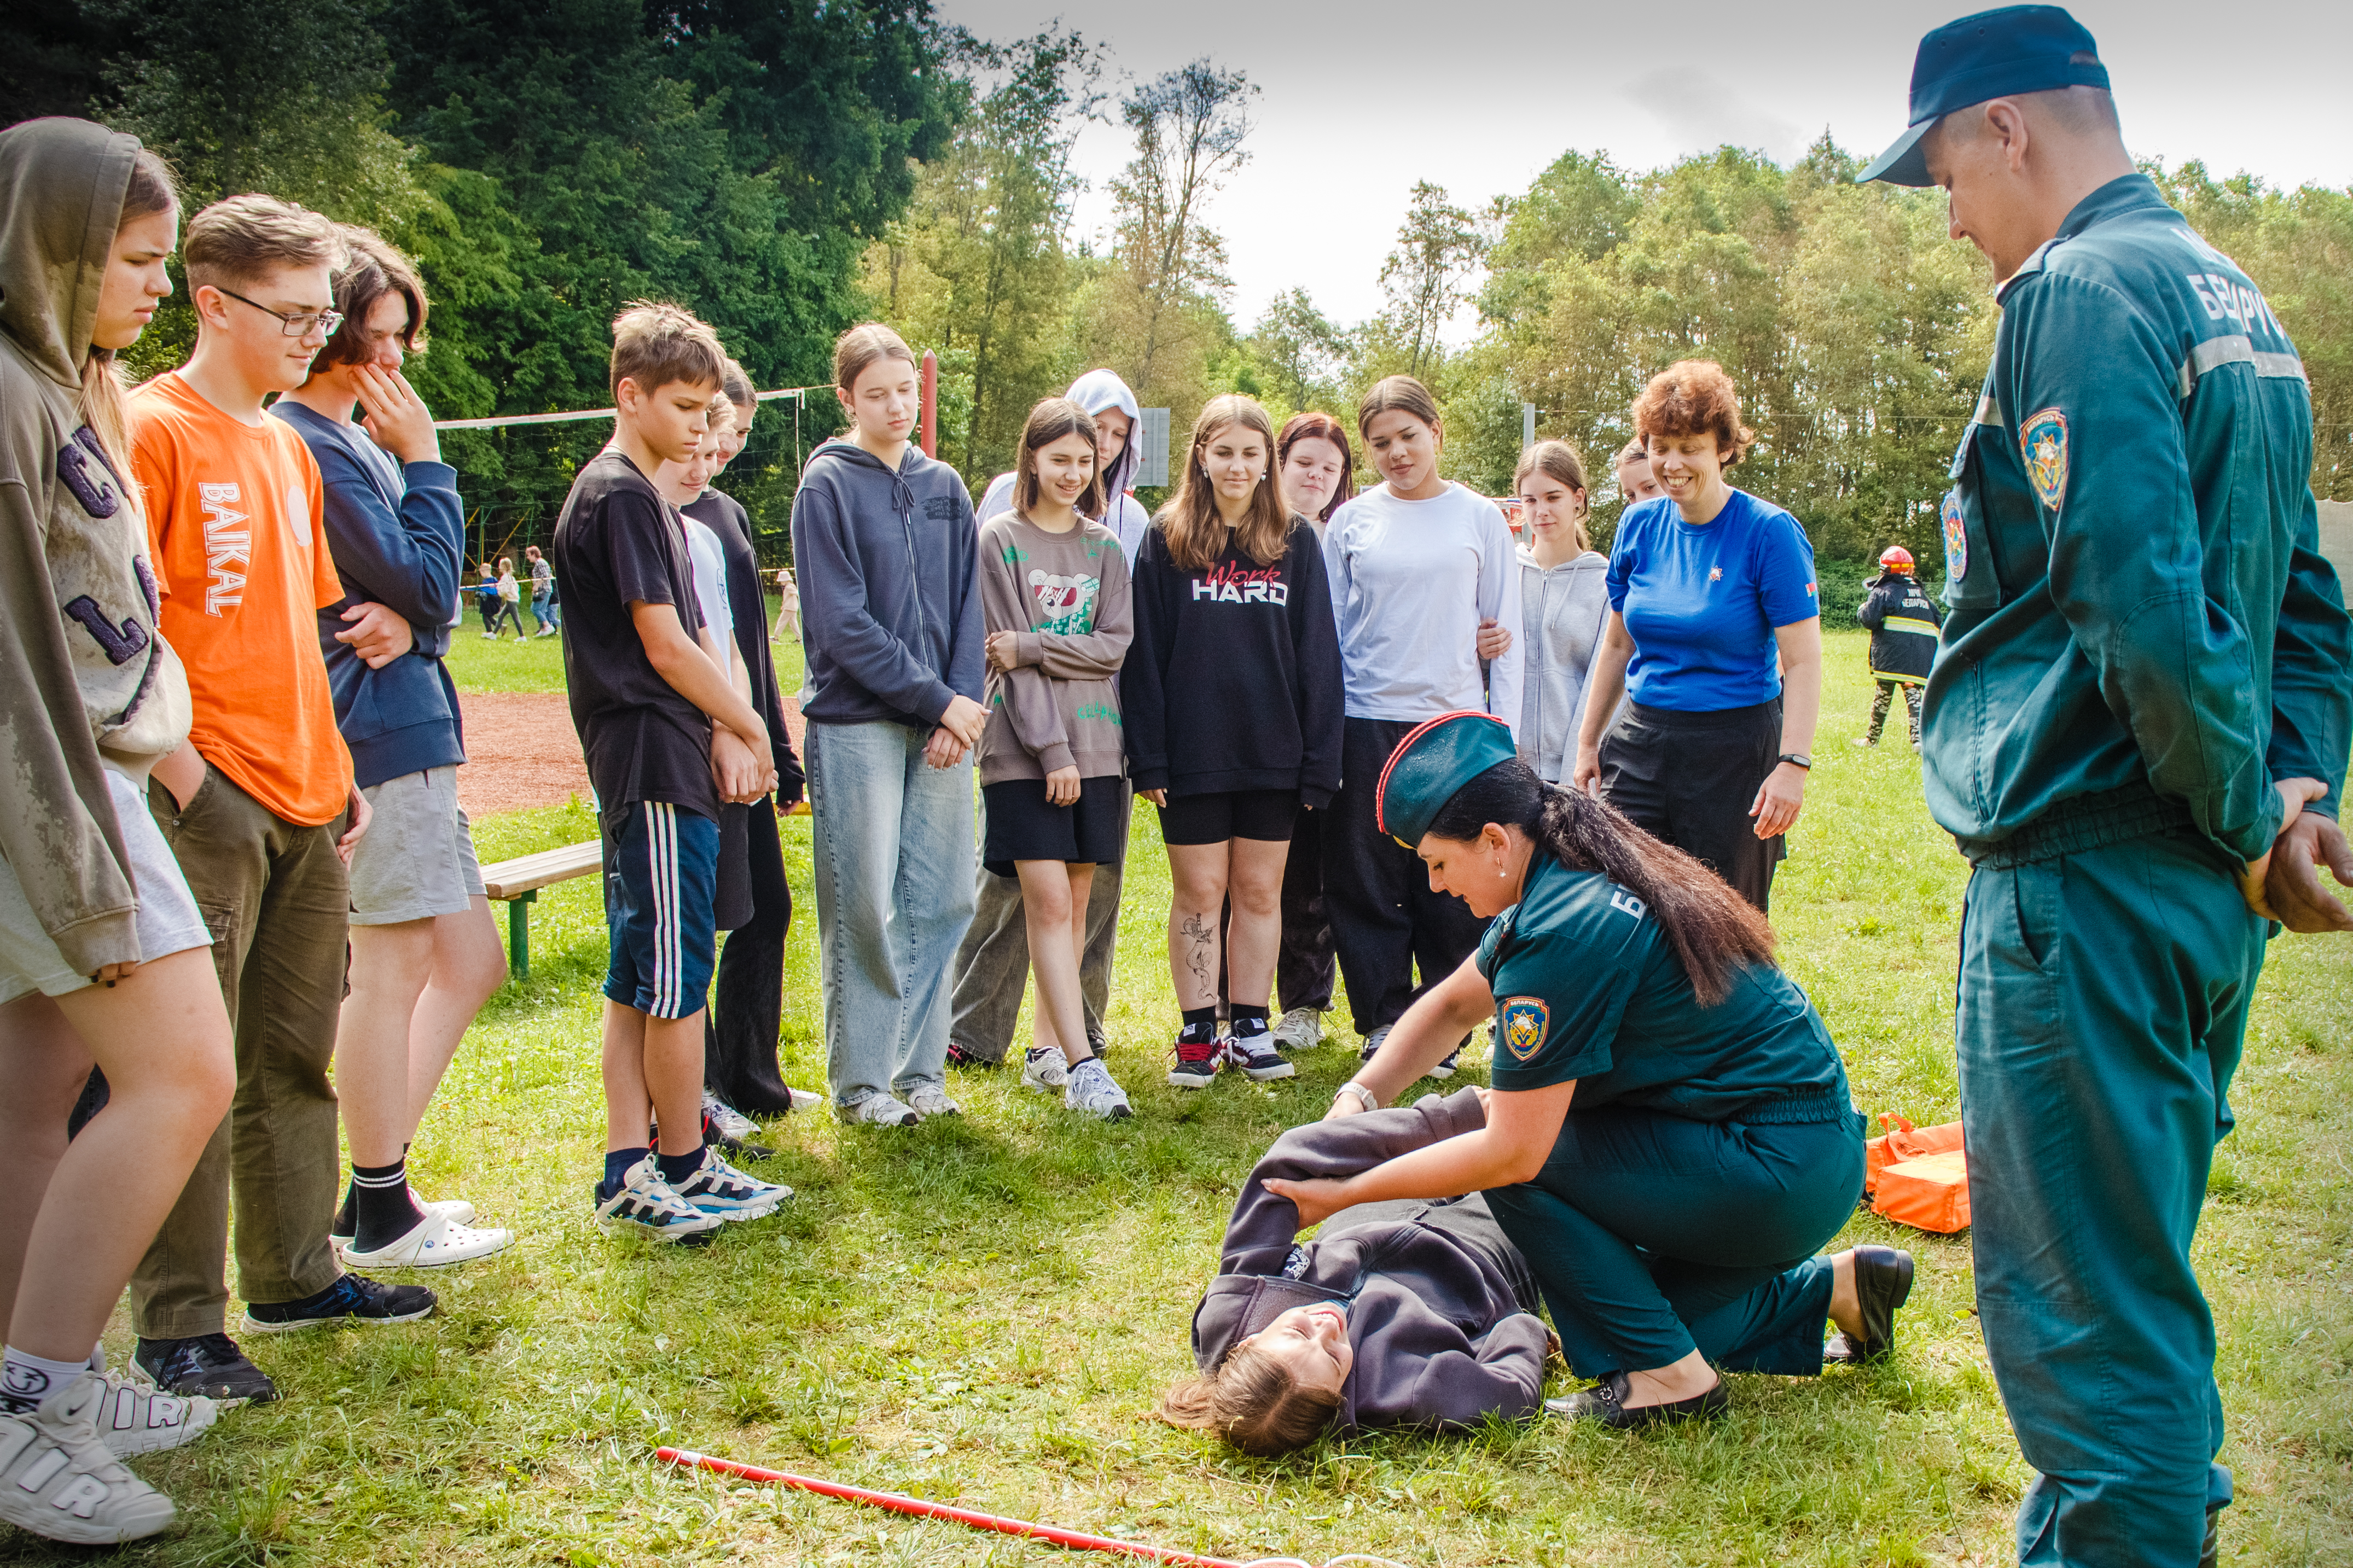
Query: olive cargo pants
136,765,350,1336
1958,827,2262,1568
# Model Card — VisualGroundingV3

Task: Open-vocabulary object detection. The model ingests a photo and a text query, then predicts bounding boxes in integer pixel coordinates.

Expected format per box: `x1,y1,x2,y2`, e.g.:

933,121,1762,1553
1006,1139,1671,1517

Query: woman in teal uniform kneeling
1276,711,1913,1426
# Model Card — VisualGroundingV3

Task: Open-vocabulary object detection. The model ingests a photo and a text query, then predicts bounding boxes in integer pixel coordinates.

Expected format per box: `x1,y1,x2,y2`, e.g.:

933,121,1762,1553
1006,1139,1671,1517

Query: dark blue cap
1860,5,2110,186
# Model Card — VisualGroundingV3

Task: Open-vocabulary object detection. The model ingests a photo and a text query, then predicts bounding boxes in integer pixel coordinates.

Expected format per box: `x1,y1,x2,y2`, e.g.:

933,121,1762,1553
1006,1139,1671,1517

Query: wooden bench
480,840,601,980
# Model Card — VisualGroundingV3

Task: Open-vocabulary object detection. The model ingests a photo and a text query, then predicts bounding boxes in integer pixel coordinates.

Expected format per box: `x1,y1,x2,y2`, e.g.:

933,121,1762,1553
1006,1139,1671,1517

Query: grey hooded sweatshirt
1191,1088,1553,1434
0,117,192,976
1515,544,1612,782
791,436,984,728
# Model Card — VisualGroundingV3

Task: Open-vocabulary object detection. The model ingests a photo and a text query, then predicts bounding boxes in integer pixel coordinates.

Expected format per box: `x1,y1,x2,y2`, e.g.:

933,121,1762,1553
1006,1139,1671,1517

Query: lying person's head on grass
1160,1302,1350,1456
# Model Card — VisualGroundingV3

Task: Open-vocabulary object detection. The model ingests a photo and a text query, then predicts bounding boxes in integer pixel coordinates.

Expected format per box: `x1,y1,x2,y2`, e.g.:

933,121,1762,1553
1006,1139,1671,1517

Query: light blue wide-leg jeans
806,719,978,1107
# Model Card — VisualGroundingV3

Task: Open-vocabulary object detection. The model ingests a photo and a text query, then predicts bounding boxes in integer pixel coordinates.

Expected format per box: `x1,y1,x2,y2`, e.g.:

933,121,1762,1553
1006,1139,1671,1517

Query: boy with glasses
129,195,434,1404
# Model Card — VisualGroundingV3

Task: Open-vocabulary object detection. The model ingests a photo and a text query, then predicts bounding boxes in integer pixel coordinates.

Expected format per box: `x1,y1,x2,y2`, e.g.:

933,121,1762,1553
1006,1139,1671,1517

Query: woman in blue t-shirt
1281,714,1909,1430
1570,362,1821,911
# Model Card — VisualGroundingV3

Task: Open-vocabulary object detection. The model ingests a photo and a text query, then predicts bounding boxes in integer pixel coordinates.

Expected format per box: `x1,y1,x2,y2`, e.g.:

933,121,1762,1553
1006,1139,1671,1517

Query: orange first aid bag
1874,1150,1971,1233
1863,1113,1965,1197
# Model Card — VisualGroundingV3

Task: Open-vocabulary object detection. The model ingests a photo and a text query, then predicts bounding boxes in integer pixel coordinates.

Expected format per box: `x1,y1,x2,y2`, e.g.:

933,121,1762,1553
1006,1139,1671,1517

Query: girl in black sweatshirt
1126,394,1343,1091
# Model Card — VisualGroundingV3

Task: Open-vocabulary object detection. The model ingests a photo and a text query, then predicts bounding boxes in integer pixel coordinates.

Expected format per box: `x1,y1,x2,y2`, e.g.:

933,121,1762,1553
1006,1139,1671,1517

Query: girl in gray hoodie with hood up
0,116,235,1547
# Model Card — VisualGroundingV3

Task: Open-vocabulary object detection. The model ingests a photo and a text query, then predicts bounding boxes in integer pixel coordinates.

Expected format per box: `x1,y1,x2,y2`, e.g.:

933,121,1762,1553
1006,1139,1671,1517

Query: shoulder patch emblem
1498,996,1550,1062
1941,490,1967,579
2020,409,2069,514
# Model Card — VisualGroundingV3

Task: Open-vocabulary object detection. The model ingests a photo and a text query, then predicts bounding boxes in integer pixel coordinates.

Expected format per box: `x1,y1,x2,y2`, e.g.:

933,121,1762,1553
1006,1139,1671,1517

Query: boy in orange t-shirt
126,196,434,1404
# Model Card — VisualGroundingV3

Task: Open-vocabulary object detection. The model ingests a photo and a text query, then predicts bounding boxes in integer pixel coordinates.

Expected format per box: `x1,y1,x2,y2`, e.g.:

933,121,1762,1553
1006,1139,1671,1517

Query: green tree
1378,181,1482,382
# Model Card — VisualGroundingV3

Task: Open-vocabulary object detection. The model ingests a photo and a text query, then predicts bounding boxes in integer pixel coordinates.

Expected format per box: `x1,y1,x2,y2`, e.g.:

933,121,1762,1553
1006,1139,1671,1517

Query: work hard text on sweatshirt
1123,518,1343,805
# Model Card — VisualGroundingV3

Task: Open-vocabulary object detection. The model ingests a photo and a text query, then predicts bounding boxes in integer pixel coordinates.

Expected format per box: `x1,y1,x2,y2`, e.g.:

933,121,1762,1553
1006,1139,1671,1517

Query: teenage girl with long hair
1126,395,1343,1091
0,119,236,1544
1514,440,1612,783
1320,376,1521,1072
1256,412,1356,1053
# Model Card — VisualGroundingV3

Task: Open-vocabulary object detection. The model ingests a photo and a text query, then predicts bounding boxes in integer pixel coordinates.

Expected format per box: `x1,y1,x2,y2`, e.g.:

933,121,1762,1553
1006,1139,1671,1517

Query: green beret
1376,710,1519,847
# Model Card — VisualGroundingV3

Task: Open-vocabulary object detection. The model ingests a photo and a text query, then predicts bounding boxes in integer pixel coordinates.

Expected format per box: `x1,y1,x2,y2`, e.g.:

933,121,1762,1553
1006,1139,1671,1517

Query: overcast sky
934,0,2353,340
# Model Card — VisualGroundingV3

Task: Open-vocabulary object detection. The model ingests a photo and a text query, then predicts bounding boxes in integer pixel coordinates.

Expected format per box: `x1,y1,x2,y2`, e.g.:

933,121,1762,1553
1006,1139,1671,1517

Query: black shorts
1158,788,1300,846
983,777,1129,877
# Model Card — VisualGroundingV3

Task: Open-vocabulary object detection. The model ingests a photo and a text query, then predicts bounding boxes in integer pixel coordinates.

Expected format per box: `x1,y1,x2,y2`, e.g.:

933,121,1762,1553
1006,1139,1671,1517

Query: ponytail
1424,760,1776,1006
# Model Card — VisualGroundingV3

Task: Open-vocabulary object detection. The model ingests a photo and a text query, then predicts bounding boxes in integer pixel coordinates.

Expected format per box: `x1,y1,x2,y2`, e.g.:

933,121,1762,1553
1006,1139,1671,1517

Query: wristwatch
1778,752,1813,770
1336,1081,1381,1114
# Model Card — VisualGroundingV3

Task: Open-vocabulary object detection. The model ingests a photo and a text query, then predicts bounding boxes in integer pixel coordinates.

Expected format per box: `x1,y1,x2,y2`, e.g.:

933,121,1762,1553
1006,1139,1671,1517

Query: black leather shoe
1823,1245,1914,1365
1544,1370,1729,1430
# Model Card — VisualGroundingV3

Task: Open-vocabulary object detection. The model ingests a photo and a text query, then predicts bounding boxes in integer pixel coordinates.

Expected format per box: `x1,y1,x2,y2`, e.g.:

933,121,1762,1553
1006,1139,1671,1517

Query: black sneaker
135,1332,278,1403
245,1273,435,1333
1167,1027,1222,1089
945,1042,996,1070
1427,1037,1466,1079
1223,1029,1294,1082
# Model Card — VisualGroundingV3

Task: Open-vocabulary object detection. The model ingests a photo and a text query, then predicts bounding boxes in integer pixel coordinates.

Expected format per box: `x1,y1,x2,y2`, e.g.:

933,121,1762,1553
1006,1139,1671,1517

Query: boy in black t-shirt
553,302,792,1241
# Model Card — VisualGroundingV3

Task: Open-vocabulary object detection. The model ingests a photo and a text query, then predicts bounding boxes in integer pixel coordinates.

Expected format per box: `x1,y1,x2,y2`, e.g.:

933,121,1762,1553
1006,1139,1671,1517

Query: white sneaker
1021,1046,1071,1091
669,1147,793,1221
838,1092,919,1127
0,1382,176,1544
341,1210,517,1269
702,1089,762,1145
62,1367,218,1456
595,1156,723,1242
333,1196,477,1249
1271,1007,1323,1051
786,1086,826,1114
904,1083,961,1120
1063,1057,1134,1121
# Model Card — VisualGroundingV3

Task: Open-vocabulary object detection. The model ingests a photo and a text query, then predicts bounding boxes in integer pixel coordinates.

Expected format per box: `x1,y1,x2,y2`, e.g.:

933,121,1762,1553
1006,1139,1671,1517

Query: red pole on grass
655,1448,1256,1566
920,348,938,458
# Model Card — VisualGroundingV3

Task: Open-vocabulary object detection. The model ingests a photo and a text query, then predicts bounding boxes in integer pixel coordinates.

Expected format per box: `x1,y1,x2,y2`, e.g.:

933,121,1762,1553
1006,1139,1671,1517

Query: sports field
38,628,2351,1567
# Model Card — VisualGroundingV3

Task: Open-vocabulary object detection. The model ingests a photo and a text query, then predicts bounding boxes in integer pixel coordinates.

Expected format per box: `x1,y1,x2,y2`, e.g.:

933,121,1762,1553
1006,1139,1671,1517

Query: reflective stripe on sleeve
2177,334,2309,396
1884,617,1942,638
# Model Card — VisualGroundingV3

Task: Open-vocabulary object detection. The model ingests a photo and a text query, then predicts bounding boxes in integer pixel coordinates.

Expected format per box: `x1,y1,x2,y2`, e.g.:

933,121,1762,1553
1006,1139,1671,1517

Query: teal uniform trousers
1486,1100,1862,1378
1959,825,2263,1566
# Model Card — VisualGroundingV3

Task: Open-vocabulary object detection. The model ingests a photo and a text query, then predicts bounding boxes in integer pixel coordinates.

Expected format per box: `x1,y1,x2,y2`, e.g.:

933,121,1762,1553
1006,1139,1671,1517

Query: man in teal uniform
1863,9,2353,1566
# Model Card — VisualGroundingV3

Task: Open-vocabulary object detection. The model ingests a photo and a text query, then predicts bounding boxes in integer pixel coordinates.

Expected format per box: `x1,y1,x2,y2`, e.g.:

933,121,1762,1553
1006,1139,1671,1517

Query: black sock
600,1147,650,1201
351,1158,427,1252
1179,1006,1219,1044
1230,1005,1270,1037
332,1180,358,1238
655,1143,706,1186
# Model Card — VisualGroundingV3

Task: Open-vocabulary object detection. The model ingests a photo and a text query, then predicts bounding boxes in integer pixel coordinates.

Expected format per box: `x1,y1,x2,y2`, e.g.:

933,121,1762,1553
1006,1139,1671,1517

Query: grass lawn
32,631,2350,1567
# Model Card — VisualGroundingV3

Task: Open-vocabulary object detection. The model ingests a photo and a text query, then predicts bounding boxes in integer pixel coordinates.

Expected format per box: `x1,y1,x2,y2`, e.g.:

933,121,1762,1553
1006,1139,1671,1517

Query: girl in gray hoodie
0,116,235,1546
1513,441,1613,783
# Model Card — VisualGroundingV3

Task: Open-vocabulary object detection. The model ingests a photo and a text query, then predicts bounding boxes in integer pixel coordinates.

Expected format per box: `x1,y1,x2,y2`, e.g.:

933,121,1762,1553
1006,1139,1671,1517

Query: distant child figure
1854,546,1942,750
475,561,501,637
976,398,1137,1120
525,545,555,636
495,556,522,638
770,567,799,643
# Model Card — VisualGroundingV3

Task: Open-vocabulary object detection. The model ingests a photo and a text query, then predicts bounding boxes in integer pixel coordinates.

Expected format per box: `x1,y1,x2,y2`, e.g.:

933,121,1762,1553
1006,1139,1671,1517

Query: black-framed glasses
214,287,344,340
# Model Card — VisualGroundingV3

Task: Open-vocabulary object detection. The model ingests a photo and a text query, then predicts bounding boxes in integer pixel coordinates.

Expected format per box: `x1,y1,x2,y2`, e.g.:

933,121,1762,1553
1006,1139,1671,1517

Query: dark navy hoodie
274,400,466,789
791,438,984,728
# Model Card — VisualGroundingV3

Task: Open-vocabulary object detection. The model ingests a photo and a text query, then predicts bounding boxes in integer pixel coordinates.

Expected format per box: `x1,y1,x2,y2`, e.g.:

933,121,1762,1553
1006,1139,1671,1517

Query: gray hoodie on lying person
1192,1087,1554,1432
0,118,193,976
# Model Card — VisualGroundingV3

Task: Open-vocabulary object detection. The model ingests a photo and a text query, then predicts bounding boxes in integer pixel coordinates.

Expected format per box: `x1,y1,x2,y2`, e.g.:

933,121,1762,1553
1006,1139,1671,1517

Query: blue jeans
805,719,977,1106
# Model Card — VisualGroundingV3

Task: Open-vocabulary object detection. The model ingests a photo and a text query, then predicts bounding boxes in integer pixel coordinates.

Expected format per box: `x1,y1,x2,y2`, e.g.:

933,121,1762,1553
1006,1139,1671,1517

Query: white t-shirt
1322,481,1524,737
976,470,1151,566
682,514,733,649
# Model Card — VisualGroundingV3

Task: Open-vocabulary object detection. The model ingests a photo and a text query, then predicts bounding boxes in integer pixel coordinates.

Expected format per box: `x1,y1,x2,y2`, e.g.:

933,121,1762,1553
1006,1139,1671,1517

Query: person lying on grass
1273,713,1913,1431
1160,1086,1554,1456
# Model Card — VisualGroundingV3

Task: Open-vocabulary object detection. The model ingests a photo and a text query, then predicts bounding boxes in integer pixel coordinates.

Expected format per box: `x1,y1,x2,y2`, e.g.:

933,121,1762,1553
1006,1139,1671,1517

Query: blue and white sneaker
1225,1029,1294,1082
594,1156,723,1243
668,1148,793,1222
244,1273,435,1333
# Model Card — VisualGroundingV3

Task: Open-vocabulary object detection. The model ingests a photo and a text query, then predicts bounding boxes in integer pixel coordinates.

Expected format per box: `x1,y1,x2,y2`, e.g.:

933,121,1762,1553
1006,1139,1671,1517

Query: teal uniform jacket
1480,853,1848,1121
1924,173,2351,856
1925,173,2351,1568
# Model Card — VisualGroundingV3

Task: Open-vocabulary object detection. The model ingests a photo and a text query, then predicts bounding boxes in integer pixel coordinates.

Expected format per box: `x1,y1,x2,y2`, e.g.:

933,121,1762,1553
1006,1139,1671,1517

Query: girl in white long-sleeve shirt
1318,375,1521,1074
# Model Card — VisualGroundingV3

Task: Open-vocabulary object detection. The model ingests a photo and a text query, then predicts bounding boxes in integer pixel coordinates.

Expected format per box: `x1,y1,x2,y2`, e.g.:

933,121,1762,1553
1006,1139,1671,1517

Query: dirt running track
454,691,808,820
